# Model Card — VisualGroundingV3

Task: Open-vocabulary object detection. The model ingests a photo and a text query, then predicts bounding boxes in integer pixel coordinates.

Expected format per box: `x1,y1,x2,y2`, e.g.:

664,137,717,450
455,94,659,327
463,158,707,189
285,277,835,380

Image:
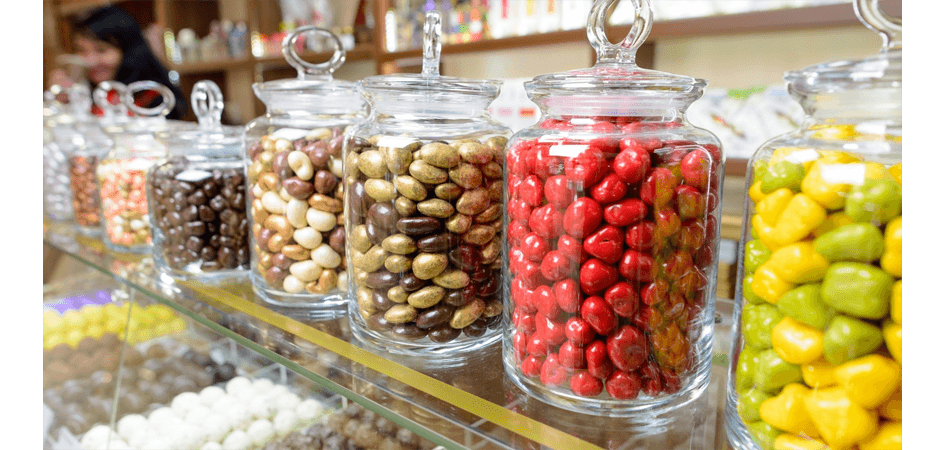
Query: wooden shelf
167,56,253,75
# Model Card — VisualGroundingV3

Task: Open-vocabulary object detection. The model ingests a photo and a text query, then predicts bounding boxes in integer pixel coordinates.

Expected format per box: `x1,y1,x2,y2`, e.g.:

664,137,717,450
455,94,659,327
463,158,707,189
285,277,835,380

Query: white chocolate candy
311,244,341,268
253,378,275,394
248,395,274,420
172,392,201,415
296,399,324,421
199,386,226,405
247,419,275,445
222,430,251,450
273,409,299,435
204,415,231,442
275,393,302,411
148,407,175,427
225,377,252,396
200,442,224,450
80,425,112,449
185,405,212,427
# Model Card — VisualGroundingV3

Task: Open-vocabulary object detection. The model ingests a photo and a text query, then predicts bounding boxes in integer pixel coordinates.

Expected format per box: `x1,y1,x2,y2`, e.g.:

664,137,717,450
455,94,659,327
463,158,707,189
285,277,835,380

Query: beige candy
407,286,445,309
450,298,485,329
293,227,323,249
357,150,388,178
364,179,397,202
349,225,371,253
408,160,448,184
417,199,454,218
306,208,336,232
285,199,308,228
419,142,461,168
288,150,314,180
393,176,427,202
433,270,470,289
311,244,342,269
384,305,419,324
289,260,323,282
412,253,448,280
445,214,472,234
283,275,306,294
382,234,417,255
455,188,490,215
262,192,287,214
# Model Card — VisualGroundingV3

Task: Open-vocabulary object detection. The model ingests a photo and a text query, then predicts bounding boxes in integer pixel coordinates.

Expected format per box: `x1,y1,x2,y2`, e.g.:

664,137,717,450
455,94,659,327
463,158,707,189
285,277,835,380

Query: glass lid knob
854,0,902,52
422,11,442,78
588,0,652,66
123,80,176,118
191,80,224,128
282,26,346,81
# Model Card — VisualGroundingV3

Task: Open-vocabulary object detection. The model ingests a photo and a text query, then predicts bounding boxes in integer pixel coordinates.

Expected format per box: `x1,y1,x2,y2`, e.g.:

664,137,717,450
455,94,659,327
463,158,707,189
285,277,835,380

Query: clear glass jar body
45,119,77,221
726,89,902,450
147,131,249,281
502,104,723,414
96,131,168,253
245,106,359,314
344,94,511,356
66,124,112,235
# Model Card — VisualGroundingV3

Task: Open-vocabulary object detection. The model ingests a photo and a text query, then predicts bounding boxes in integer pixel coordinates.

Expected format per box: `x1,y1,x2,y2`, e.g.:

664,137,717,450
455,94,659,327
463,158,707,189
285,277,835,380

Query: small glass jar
97,81,180,253
726,1,902,449
65,82,129,235
245,27,367,314
502,0,723,415
344,12,510,355
148,80,250,280
45,85,92,222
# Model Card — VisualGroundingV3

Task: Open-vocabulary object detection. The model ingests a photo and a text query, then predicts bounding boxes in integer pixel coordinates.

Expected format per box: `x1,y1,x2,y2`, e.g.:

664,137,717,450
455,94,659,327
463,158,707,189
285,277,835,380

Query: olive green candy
776,283,834,329
752,349,801,393
845,179,902,225
737,388,772,423
742,303,783,350
813,223,884,262
747,421,781,450
822,315,883,365
821,262,892,320
735,346,761,393
743,240,772,274
759,160,805,194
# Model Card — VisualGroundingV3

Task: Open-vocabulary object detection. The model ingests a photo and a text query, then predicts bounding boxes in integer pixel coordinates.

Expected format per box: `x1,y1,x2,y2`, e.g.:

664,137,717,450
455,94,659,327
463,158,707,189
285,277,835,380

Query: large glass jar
97,81,179,253
45,85,92,222
344,12,509,356
503,0,723,415
245,27,366,315
148,80,250,280
725,1,902,449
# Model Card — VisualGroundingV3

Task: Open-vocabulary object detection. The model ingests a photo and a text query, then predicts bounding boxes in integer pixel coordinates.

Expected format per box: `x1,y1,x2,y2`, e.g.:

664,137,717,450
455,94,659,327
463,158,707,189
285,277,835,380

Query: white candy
177,423,206,449
148,407,175,427
273,409,299,435
199,386,226,405
200,442,224,450
157,416,186,436
212,395,239,413
248,395,274,420
225,377,253,396
296,399,324,421
80,424,112,449
266,385,291,400
253,378,275,395
222,430,251,450
140,437,172,450
246,419,275,445
311,244,341,268
128,429,158,449
105,438,133,450
116,414,148,440
275,393,302,411
171,392,201,415
204,415,231,442
185,405,213,426
226,404,252,428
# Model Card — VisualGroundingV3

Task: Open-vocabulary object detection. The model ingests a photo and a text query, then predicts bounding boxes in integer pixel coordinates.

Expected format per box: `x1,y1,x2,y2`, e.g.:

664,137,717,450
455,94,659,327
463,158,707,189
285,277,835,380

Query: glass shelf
44,222,734,450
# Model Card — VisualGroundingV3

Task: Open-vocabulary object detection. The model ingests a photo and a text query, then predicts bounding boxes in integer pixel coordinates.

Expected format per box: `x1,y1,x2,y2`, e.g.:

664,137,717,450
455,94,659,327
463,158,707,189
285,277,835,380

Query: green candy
738,388,772,423
776,283,835,329
821,262,893,319
822,315,884,365
742,275,766,304
813,223,885,262
744,240,772,274
735,346,762,393
845,179,902,225
742,303,783,349
751,226,759,240
753,349,802,393
747,421,782,450
752,159,769,178
760,160,805,194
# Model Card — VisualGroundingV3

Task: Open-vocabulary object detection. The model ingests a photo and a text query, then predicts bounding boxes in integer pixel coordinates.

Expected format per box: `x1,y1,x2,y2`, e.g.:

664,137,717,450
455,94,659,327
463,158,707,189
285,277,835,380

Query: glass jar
502,0,723,415
245,27,366,314
148,80,250,280
65,82,129,235
344,12,510,356
726,1,902,449
45,85,92,222
97,81,179,253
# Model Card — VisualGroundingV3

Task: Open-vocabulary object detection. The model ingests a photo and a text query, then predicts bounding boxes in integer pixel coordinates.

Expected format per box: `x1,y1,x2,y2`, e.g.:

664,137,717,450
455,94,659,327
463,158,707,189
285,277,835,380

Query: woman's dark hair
74,6,187,119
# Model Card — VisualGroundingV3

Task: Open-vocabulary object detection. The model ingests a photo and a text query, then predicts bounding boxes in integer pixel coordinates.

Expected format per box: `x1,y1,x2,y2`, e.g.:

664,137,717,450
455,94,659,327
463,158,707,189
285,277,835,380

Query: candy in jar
344,11,509,354
245,27,366,314
726,1,902,449
44,85,93,221
503,0,723,415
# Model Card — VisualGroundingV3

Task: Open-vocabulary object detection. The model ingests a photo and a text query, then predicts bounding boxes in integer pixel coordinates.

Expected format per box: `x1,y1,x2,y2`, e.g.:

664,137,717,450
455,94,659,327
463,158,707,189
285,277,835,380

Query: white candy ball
139,437,172,450
105,438,134,450
199,386,226,405
157,416,186,436
171,392,201,415
200,442,224,450
273,409,299,435
147,407,175,427
80,424,112,449
221,430,251,450
296,399,324,421
246,419,275,445
204,415,231,442
225,376,252,396
116,414,148,440
247,395,274,420
266,385,290,400
184,405,213,427
252,378,275,395
275,393,302,411
211,395,239,414
128,429,158,449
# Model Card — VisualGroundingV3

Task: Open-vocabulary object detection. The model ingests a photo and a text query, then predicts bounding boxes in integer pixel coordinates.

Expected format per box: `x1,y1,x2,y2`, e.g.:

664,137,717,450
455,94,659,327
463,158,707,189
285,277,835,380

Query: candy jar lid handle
854,0,902,52
588,0,652,65
122,80,176,118
94,81,130,117
422,11,442,78
191,80,224,128
67,84,92,117
282,26,345,81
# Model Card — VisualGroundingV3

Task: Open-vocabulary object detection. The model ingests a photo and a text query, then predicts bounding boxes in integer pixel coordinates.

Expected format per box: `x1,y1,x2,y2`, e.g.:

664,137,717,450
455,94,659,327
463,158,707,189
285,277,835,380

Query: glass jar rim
358,74,502,100
784,50,902,96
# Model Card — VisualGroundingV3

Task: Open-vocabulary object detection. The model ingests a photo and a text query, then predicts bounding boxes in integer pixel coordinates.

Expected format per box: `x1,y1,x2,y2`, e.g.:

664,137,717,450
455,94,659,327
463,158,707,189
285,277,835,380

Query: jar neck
366,95,494,120
790,87,901,128
533,94,695,120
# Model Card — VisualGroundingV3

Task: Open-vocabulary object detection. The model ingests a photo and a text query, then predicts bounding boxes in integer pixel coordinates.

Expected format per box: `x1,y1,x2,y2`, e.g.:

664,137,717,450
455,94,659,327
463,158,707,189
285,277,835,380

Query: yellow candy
752,264,796,305
833,355,900,409
105,318,125,334
773,434,831,450
801,359,837,388
61,310,86,330
881,217,902,278
859,422,902,450
757,188,795,225
811,124,858,141
888,163,902,185
878,388,901,421
44,334,64,349
890,281,901,325
759,383,820,437
772,317,824,365
818,151,862,165
883,322,902,365
750,181,768,204
771,194,826,248
753,214,783,251
64,329,84,348
86,324,106,339
770,147,818,171
801,161,851,210
768,241,830,284
864,162,895,181
803,387,878,449
813,212,855,237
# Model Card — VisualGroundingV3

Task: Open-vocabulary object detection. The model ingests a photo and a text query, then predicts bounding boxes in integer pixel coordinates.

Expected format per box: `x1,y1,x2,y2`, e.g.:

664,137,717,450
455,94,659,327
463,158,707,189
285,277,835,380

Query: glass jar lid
357,11,502,107
161,80,244,157
525,0,705,114
252,26,364,115
104,80,180,136
785,0,902,96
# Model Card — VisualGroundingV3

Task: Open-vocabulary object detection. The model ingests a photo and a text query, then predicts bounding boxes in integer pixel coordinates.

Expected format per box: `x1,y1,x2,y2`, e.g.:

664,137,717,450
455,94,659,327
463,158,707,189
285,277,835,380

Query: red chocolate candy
564,148,607,187
583,225,624,264
565,317,596,346
607,325,648,372
521,232,550,262
586,340,615,379
625,221,656,251
579,258,619,294
531,285,559,318
540,250,576,281
557,234,585,263
544,175,576,209
603,198,647,227
590,173,629,205
519,175,544,206
570,371,604,397
604,282,639,318
522,355,544,377
563,197,603,239
553,278,582,313
639,168,677,206
680,150,710,191
613,147,650,184
605,370,642,400
580,296,617,336
541,354,568,386
558,341,586,369
529,205,564,239
618,250,655,283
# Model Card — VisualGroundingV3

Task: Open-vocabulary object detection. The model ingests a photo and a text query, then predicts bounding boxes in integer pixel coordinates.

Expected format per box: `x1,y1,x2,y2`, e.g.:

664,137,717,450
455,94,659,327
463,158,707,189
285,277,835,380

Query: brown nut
448,163,482,190
264,214,293,240
418,142,461,168
462,225,496,246
308,194,343,213
458,142,492,164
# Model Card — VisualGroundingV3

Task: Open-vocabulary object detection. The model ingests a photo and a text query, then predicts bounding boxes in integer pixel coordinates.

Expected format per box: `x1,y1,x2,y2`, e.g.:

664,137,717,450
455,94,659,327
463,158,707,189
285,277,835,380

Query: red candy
506,121,718,401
